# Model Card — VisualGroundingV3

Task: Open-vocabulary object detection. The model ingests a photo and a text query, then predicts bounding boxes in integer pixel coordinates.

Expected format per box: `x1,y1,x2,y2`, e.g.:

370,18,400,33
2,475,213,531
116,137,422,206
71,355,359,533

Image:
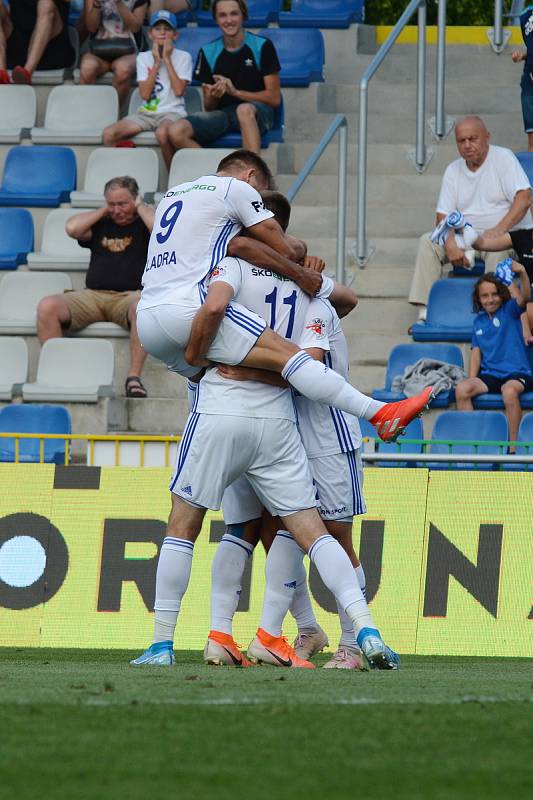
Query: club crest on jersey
306,318,326,337
211,265,226,278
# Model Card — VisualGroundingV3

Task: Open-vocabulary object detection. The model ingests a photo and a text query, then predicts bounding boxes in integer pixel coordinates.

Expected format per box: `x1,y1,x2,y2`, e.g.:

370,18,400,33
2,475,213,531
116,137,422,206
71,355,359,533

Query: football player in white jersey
132,193,399,670
137,149,433,442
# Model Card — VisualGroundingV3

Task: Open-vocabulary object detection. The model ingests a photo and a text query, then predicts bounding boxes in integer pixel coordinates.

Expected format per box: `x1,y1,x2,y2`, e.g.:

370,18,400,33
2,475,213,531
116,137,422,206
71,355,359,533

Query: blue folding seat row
0,404,71,464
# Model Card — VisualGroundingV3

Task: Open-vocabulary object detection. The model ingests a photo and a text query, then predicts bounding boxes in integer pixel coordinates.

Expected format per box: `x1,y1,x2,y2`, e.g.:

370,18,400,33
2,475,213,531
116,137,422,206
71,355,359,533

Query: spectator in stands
37,176,155,399
149,1,195,14
408,116,532,327
80,0,149,107
102,10,191,164
0,0,75,84
512,5,533,152
166,0,281,161
455,265,533,450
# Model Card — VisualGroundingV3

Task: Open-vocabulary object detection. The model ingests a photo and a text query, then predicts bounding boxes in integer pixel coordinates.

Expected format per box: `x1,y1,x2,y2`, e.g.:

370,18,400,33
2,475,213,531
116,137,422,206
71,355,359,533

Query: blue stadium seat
410,278,477,342
195,0,281,26
452,257,485,277
428,410,508,471
279,0,363,28
0,209,34,269
372,343,464,408
0,404,71,463
257,29,325,86
178,28,222,79
207,97,284,148
503,413,533,471
360,417,424,468
0,146,76,207
515,151,533,185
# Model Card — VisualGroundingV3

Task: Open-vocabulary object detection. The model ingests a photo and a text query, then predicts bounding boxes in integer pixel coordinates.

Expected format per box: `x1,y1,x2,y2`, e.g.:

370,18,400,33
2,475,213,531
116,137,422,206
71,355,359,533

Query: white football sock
152,536,194,644
336,597,356,649
259,532,305,637
281,352,383,420
289,557,318,633
308,535,374,637
210,533,253,635
355,563,366,598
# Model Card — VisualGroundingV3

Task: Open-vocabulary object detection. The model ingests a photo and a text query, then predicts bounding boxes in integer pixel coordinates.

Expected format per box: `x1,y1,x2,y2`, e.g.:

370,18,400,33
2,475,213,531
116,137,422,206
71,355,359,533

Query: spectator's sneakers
0,70,10,84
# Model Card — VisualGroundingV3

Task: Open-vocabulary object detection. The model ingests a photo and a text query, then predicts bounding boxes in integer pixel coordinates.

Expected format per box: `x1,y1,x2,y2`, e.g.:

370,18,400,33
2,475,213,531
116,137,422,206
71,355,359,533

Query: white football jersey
194,256,333,421
138,175,273,310
296,297,362,458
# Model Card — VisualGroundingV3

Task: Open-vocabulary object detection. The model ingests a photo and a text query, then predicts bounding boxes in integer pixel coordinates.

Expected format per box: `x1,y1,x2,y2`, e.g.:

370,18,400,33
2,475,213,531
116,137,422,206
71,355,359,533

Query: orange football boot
247,628,315,668
203,630,253,667
369,386,434,442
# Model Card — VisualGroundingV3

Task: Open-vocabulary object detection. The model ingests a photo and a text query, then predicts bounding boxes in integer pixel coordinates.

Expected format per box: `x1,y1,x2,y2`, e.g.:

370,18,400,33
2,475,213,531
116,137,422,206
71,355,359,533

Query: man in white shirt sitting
408,115,533,323
102,10,192,167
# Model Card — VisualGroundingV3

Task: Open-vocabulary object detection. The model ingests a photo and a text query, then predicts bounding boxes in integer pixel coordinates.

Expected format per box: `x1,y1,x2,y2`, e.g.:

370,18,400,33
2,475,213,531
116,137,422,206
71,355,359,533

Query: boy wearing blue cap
103,9,192,163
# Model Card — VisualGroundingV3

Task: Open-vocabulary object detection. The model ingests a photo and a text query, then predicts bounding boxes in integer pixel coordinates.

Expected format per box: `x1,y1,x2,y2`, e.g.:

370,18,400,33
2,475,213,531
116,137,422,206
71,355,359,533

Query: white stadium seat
0,86,36,143
153,148,233,203
23,338,114,403
31,85,119,144
0,337,29,399
0,272,71,335
27,208,91,271
70,147,159,207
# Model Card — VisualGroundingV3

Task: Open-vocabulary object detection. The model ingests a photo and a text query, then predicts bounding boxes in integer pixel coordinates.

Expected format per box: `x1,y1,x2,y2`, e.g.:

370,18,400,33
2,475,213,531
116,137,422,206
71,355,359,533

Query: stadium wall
0,464,531,657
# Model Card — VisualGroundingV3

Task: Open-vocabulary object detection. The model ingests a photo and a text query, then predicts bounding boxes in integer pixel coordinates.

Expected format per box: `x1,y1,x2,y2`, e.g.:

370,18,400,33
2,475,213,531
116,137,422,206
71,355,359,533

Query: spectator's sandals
125,376,147,398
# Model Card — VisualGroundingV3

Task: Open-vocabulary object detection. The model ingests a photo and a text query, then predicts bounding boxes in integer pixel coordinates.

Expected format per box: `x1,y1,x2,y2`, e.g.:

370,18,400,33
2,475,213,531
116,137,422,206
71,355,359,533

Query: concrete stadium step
341,296,417,334
342,331,412,366
128,396,189,434
277,172,441,206
343,363,386,395
290,205,436,238
352,266,414,296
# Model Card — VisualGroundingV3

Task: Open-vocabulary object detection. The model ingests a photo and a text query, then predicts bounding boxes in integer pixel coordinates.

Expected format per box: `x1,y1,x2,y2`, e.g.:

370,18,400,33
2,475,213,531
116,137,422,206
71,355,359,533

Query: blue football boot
357,628,401,670
130,640,175,666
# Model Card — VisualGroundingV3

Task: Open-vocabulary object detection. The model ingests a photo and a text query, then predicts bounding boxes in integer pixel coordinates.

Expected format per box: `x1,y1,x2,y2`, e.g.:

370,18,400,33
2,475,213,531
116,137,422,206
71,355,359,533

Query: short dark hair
217,149,275,190
212,0,248,20
104,176,139,198
261,190,291,232
472,272,511,312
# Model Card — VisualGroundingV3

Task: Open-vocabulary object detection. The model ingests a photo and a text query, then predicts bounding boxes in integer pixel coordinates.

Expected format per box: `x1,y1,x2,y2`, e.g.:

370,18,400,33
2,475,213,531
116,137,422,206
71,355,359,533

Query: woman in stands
455,265,533,450
80,0,148,106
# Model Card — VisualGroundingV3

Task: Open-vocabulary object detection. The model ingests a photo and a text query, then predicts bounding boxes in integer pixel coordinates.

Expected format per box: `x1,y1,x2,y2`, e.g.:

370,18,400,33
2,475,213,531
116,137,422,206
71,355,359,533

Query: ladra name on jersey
145,250,177,272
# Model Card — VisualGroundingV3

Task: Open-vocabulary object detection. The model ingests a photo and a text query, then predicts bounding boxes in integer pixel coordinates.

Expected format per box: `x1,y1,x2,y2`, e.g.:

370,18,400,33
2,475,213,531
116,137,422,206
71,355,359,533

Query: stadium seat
31,85,119,145
22,339,115,403
410,278,477,342
451,257,485,277
0,85,36,143
208,97,284,148
195,0,281,26
0,338,29,400
177,28,224,79
515,151,533,185
0,208,34,270
168,148,234,187
428,410,509,470
128,86,202,145
0,272,71,335
360,417,424,468
70,148,159,207
473,333,533,411
0,146,76,207
27,208,90,271
0,404,71,463
278,0,363,28
257,29,325,86
372,343,464,408
504,413,533,471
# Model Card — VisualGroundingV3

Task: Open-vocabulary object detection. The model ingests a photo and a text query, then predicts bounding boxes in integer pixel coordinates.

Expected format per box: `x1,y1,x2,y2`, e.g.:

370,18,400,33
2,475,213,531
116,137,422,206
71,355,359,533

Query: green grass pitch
1,649,531,800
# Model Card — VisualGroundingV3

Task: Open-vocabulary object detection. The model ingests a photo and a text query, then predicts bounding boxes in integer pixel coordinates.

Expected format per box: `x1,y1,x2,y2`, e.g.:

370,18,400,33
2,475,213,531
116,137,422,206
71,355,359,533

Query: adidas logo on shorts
181,485,192,496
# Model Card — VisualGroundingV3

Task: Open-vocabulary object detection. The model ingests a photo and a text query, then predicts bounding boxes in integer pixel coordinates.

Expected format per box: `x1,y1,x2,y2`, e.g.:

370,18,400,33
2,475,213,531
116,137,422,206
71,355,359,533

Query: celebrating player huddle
133,150,433,670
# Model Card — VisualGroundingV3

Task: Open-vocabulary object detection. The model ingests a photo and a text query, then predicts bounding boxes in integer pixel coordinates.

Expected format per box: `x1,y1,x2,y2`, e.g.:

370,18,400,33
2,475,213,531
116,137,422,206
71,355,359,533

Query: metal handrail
489,0,512,53
287,114,348,284
356,0,434,266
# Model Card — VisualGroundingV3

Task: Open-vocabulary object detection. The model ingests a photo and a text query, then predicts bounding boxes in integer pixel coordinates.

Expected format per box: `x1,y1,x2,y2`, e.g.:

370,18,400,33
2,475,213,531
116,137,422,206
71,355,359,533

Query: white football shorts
137,301,266,379
309,449,366,520
169,413,316,517
222,475,264,526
